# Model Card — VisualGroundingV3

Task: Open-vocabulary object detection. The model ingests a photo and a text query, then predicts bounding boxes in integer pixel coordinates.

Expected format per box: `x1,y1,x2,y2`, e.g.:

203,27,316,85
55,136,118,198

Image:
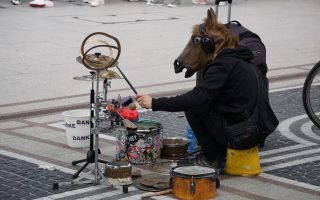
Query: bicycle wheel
302,61,320,129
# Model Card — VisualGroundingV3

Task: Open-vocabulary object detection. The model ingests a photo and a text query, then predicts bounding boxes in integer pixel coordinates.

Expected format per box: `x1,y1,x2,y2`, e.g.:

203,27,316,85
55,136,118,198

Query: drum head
136,119,162,132
106,160,131,168
172,166,217,178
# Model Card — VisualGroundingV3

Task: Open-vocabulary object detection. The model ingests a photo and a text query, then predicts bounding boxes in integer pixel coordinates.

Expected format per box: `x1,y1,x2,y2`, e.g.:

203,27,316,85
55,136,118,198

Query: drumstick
116,111,138,130
106,104,138,129
140,189,172,199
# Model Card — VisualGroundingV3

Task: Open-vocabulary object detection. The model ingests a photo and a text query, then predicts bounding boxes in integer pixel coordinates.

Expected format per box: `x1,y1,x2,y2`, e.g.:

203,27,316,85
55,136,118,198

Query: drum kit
53,32,139,191
52,32,220,200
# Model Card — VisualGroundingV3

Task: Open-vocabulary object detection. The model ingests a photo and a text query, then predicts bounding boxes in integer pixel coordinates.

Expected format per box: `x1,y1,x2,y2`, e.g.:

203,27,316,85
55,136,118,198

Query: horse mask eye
192,36,202,45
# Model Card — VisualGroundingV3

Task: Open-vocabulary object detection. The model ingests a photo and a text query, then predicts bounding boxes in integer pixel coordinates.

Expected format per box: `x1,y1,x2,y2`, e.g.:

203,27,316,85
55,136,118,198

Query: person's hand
136,94,152,109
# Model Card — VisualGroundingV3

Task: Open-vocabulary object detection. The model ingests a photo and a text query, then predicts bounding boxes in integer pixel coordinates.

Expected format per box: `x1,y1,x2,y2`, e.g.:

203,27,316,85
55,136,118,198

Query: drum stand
53,71,114,190
71,72,108,179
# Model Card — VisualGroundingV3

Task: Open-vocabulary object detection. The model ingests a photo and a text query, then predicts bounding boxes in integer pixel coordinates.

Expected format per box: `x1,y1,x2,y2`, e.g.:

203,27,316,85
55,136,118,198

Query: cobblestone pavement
1,86,320,199
0,154,86,200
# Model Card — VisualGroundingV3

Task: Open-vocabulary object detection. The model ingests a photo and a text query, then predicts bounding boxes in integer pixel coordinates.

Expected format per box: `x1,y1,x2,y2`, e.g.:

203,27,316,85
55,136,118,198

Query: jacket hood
216,45,254,62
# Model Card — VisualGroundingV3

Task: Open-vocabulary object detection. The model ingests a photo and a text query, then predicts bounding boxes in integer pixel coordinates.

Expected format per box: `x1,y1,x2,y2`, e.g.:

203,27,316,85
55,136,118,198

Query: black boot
195,153,226,174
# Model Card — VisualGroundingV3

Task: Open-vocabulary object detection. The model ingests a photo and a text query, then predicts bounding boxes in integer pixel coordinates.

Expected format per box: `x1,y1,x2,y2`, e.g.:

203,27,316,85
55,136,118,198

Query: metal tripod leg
98,159,108,164
53,169,113,190
72,151,109,178
72,161,90,178
72,158,87,166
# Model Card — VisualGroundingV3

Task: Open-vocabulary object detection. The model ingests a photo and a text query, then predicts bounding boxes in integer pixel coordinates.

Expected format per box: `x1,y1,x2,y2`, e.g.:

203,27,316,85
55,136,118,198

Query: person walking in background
11,0,54,7
192,0,207,5
83,0,105,7
146,0,163,6
168,0,181,8
146,0,181,7
11,0,23,5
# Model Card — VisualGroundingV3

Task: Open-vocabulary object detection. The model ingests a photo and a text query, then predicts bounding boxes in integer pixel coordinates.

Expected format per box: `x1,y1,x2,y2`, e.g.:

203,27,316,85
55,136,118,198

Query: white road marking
263,155,320,172
277,114,317,146
270,85,303,93
260,144,308,156
261,173,320,192
77,187,137,200
300,120,320,141
35,185,107,200
260,148,320,164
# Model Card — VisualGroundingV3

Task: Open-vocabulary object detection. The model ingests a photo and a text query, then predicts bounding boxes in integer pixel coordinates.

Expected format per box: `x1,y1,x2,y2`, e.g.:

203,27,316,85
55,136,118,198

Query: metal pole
227,3,232,22
94,70,100,184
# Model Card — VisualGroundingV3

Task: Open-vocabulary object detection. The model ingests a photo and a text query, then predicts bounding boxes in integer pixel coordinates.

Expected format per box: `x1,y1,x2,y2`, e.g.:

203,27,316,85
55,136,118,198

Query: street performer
137,8,278,173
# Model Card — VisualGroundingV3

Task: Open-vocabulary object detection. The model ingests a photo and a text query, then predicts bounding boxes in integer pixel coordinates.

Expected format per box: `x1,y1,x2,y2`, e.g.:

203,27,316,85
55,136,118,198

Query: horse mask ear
205,8,218,27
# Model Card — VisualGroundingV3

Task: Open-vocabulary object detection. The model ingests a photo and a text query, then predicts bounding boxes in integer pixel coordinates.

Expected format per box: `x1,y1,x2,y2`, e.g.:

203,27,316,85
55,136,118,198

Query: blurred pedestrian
29,0,54,7
11,0,54,7
192,0,207,5
168,0,181,8
146,0,163,6
11,0,23,5
83,0,105,7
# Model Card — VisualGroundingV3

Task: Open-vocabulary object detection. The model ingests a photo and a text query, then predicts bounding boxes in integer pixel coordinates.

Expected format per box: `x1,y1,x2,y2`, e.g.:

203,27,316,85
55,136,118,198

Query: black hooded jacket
152,45,258,123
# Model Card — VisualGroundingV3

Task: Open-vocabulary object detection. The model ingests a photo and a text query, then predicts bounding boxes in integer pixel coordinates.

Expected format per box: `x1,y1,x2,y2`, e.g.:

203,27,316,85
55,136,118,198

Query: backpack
225,21,278,146
226,21,268,76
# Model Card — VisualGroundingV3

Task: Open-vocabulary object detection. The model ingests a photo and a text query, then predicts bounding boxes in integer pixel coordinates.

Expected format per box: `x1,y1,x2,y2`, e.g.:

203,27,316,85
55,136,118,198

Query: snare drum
104,161,132,186
170,166,218,200
116,119,162,164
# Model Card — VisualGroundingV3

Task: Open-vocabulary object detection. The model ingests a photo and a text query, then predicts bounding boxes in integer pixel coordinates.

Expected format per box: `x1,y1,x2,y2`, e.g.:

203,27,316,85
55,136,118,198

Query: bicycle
302,61,320,129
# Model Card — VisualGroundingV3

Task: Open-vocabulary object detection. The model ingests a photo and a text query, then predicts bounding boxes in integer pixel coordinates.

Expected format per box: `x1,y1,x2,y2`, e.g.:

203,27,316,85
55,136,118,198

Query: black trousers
185,106,228,161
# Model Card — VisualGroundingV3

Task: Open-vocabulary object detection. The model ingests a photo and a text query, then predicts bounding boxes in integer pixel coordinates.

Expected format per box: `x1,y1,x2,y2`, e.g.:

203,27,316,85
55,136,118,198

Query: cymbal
100,70,122,79
80,32,121,70
76,55,118,69
73,70,122,81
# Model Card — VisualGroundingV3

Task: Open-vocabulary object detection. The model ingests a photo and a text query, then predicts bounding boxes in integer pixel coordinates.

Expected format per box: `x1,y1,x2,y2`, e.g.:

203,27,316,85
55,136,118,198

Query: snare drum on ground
170,165,218,200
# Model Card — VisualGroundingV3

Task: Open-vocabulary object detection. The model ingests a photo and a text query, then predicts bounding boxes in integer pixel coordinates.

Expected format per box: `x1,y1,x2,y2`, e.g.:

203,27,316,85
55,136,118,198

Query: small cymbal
100,70,122,79
76,55,118,69
73,70,122,81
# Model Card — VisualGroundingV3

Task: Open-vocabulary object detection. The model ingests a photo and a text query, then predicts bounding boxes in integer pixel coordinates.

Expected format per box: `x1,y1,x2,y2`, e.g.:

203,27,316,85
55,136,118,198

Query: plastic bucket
224,146,261,176
63,109,90,148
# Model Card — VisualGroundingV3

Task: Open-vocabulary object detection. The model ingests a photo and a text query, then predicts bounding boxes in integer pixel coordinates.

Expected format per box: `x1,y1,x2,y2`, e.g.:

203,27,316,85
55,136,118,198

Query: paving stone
12,191,29,198
0,191,11,199
23,194,39,200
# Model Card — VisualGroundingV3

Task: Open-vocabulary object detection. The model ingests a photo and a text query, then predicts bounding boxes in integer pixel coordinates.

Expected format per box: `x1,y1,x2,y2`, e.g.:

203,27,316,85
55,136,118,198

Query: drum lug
215,177,220,189
190,178,196,195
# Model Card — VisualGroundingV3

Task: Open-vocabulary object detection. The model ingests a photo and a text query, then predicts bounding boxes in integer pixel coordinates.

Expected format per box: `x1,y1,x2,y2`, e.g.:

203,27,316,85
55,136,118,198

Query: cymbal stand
70,71,108,179
103,78,110,103
53,70,113,189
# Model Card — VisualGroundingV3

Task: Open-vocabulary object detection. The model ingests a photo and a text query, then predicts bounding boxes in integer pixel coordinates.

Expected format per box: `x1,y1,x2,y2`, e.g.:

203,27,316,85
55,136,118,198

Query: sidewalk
0,0,320,199
1,100,320,199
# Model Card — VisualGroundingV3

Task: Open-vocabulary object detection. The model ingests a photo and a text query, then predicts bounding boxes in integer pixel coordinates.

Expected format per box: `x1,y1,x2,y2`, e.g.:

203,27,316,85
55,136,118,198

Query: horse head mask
174,8,239,78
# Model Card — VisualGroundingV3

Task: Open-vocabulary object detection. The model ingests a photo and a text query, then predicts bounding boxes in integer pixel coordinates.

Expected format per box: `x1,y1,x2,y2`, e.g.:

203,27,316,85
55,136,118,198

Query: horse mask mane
174,8,239,78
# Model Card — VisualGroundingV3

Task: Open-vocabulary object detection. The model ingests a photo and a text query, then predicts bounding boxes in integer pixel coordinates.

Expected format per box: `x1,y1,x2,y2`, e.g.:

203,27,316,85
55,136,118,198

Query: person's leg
185,108,227,173
185,109,220,161
203,114,228,157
